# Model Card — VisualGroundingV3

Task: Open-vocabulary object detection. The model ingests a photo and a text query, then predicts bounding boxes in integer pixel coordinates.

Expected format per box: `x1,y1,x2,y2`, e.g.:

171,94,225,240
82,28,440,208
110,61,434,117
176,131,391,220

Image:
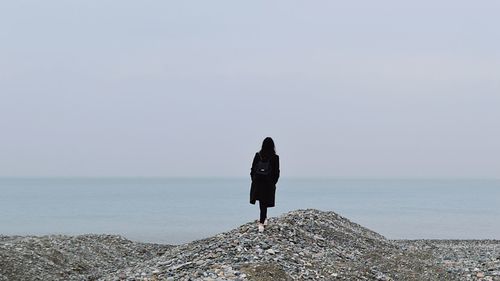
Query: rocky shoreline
395,240,500,281
0,234,171,281
1,209,499,281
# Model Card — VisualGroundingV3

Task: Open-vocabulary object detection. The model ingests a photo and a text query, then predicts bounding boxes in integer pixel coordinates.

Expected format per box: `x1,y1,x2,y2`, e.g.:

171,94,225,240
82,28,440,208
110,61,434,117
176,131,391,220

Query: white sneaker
258,223,264,232
263,219,268,226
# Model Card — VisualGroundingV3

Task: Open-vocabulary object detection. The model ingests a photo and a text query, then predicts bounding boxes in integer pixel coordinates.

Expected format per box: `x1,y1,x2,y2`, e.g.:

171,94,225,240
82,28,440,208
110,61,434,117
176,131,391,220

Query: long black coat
250,153,280,207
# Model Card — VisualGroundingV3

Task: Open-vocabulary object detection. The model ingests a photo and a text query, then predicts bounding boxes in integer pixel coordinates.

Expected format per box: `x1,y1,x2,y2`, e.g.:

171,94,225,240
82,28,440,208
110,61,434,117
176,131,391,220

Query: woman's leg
259,201,267,224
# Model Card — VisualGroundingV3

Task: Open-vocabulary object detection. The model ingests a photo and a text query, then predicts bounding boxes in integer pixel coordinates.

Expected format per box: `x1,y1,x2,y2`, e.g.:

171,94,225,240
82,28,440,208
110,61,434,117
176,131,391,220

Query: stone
266,249,275,255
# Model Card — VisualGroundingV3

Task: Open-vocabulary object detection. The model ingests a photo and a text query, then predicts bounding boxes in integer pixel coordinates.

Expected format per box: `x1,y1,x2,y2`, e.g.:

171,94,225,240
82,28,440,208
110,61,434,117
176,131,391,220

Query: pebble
265,249,275,255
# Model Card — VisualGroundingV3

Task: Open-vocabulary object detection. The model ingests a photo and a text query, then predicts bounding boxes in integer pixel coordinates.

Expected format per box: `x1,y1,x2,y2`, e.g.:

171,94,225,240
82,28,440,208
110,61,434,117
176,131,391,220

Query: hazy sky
1,1,499,178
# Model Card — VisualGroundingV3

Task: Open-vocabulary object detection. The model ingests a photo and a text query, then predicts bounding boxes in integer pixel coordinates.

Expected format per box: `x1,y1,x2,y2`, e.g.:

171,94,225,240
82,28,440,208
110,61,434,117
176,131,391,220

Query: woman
250,137,280,232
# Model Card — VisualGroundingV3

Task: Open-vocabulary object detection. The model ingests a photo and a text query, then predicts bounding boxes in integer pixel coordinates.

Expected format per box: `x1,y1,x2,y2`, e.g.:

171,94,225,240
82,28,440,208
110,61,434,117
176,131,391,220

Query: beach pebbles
2,209,499,281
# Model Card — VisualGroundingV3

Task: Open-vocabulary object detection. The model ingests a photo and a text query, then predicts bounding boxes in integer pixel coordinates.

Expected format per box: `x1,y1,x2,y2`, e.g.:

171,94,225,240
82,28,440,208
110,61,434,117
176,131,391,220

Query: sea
0,178,499,244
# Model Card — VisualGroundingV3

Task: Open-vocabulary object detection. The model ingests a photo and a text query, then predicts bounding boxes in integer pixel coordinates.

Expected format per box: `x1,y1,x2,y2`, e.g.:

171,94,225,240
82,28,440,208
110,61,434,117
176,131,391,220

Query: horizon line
0,176,498,181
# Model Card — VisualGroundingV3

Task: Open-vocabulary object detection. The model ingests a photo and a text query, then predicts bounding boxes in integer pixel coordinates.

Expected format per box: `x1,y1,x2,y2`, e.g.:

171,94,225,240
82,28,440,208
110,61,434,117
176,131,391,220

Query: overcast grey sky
0,1,499,178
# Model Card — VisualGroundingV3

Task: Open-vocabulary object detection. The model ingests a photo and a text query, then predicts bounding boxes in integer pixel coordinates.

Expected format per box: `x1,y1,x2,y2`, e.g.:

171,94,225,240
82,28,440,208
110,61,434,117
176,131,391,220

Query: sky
0,1,499,178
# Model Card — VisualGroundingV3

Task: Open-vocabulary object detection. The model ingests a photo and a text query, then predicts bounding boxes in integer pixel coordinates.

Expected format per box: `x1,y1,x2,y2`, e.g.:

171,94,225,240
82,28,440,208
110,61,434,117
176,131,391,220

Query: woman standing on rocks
250,137,280,232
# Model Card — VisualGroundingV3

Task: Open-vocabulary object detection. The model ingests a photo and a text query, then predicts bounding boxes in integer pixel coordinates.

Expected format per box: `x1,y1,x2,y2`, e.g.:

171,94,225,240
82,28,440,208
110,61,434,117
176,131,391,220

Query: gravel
1,209,498,281
0,234,171,281
396,240,500,281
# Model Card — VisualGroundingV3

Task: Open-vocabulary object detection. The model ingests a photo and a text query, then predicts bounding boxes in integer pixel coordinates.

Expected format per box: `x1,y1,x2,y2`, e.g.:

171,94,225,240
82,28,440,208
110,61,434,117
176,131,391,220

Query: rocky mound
5,209,494,281
0,234,171,281
101,209,457,281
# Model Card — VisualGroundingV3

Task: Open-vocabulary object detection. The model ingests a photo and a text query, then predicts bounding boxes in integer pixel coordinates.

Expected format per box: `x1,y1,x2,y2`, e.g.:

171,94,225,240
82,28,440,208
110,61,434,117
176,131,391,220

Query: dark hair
259,137,276,159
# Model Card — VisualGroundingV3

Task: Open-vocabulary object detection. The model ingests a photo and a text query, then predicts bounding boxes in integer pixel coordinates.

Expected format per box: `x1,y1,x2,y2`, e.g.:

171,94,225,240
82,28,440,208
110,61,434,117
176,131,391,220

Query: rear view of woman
250,137,280,232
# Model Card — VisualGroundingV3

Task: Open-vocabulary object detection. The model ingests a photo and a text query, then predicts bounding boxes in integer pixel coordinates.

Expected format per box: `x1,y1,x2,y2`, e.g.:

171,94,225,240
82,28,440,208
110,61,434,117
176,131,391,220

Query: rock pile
101,209,456,281
0,234,170,281
2,209,498,281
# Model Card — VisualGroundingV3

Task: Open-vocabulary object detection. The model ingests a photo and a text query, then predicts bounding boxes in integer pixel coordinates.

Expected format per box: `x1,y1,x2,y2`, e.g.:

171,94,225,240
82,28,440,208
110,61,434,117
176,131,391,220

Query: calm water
0,178,499,244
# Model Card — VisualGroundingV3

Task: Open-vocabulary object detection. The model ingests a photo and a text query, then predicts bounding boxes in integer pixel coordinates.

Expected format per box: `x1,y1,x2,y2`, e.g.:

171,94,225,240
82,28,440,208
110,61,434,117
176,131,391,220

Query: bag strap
258,152,271,162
